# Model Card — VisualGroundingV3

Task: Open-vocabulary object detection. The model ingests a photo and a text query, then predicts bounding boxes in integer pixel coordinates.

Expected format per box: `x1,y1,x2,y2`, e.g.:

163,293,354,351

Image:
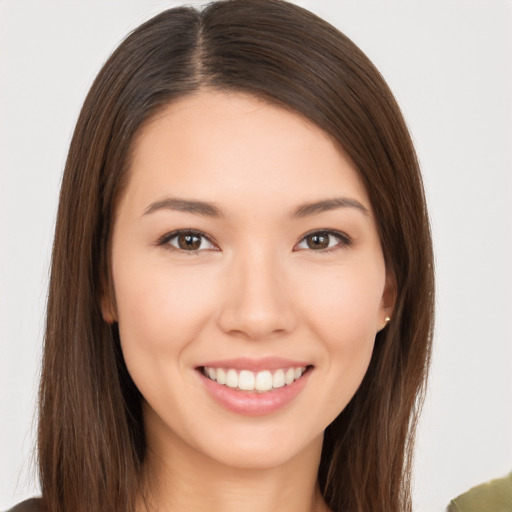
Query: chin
197,429,324,471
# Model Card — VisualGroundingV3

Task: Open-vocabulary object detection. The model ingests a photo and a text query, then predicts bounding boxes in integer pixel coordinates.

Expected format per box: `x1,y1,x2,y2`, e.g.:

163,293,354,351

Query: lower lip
198,369,311,416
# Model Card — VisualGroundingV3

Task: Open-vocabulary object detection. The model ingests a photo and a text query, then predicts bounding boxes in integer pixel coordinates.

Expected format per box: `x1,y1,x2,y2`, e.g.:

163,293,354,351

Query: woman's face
105,91,393,470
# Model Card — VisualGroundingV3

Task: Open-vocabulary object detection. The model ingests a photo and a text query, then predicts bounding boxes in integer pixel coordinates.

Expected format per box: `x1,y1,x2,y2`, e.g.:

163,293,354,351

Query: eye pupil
307,234,329,250
179,234,201,250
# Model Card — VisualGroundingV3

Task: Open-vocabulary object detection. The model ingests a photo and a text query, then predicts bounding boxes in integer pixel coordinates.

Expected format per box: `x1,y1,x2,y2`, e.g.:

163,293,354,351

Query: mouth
195,358,314,415
199,365,313,393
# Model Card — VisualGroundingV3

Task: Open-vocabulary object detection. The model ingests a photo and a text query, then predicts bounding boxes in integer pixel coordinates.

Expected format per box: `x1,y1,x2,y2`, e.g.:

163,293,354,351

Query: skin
103,90,394,512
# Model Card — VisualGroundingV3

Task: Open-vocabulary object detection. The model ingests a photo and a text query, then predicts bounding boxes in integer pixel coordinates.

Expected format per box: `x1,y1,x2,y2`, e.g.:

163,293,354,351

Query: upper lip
197,357,312,372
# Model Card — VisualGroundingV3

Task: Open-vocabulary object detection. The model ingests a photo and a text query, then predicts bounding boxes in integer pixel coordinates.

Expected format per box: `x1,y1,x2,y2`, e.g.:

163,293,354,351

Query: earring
380,316,391,331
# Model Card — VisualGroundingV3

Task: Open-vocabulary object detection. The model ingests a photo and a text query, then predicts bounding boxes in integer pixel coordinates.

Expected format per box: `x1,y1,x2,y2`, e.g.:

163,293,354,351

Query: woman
9,0,434,511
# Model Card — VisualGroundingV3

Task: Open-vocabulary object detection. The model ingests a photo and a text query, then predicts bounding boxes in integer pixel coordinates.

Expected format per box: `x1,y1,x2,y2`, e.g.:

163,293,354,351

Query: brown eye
161,230,216,252
295,230,350,252
177,234,202,250
306,233,330,249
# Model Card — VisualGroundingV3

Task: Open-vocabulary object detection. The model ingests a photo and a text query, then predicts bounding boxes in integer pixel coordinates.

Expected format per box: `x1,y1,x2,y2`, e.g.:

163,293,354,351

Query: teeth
216,368,226,385
238,370,255,390
226,369,238,388
203,366,307,392
285,368,295,385
272,369,285,388
255,370,273,391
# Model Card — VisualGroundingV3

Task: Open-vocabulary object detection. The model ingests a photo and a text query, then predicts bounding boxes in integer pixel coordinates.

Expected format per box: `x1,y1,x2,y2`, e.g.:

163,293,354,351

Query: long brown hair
38,1,434,511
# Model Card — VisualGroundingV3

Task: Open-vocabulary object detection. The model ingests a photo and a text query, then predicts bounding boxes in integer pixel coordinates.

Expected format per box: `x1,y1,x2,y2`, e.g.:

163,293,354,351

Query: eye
295,230,351,252
159,230,217,252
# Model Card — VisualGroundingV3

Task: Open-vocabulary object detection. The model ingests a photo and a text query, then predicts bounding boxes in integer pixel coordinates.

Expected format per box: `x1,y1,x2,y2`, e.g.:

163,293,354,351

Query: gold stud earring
378,317,391,333
380,316,391,331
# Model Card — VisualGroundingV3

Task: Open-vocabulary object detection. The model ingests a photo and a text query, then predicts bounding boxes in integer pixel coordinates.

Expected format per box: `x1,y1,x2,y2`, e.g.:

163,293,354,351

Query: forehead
123,90,370,217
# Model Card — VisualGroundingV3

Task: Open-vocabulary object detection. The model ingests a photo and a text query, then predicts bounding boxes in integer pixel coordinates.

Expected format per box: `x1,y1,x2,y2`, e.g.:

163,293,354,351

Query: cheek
112,260,224,423
112,259,220,369
296,263,384,413
298,262,384,342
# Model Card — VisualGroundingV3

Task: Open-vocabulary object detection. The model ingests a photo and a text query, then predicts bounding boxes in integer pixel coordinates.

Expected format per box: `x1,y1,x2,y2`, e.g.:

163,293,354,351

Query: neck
139,411,329,512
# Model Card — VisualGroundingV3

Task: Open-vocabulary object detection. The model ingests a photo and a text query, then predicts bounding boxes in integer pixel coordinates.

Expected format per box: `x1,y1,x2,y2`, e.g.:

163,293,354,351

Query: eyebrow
143,198,223,217
143,196,369,218
292,197,369,218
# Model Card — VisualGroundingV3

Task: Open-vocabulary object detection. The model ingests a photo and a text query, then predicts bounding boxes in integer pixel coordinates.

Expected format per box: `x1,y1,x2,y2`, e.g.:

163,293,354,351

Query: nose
216,247,298,341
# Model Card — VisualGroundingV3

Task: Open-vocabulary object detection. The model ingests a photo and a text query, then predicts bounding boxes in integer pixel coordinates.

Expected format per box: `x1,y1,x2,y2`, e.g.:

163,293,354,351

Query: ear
377,272,396,332
99,274,117,324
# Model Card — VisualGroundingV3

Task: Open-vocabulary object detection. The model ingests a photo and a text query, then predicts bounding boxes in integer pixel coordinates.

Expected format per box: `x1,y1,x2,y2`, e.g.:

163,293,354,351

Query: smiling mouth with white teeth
201,366,310,393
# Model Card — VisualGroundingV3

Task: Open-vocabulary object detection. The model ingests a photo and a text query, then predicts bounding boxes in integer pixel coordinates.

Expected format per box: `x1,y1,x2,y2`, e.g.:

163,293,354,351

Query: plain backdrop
1,1,511,510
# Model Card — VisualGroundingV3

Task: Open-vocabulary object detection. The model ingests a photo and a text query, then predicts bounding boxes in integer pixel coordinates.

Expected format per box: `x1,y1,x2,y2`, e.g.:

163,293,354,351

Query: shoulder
6,498,47,512
446,472,512,512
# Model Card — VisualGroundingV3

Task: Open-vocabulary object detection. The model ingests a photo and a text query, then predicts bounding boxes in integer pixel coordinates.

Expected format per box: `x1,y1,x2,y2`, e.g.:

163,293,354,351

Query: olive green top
447,472,512,512
9,474,512,512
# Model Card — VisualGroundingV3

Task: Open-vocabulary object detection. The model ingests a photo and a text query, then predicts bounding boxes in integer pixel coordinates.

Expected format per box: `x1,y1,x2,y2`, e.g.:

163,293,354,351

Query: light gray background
1,1,511,510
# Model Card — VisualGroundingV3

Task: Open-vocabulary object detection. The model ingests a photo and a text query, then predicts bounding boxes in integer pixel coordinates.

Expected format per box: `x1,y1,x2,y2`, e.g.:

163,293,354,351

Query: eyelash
156,229,352,255
295,229,352,253
156,229,217,254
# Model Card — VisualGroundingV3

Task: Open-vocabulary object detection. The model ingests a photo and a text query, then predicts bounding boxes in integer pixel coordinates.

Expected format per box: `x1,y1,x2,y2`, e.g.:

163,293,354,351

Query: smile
202,366,307,393
197,358,314,415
